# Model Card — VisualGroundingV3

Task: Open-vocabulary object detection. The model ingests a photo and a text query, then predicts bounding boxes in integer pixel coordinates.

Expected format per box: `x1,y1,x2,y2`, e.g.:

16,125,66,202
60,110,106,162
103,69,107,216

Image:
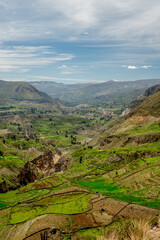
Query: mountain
92,88,145,109
30,79,160,103
0,80,63,111
0,80,54,103
29,81,92,99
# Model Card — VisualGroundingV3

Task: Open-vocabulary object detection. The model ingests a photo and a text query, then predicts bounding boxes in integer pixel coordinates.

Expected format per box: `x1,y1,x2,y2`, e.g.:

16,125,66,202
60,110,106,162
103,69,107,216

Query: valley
0,80,160,240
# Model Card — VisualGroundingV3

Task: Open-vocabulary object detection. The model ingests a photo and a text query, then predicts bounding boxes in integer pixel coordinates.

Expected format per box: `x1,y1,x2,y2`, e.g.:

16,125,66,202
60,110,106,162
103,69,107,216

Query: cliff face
32,151,54,174
17,161,37,186
32,150,70,175
0,151,70,193
55,156,70,173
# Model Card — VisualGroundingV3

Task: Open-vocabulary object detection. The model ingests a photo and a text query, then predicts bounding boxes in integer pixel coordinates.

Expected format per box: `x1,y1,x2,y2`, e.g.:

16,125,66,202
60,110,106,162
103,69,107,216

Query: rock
32,150,70,174
32,151,54,174
0,180,8,193
121,107,131,116
17,161,36,186
55,156,70,173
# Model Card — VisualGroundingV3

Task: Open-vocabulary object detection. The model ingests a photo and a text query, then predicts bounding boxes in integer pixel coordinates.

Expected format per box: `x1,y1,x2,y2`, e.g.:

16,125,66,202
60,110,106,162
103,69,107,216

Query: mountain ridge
29,78,160,103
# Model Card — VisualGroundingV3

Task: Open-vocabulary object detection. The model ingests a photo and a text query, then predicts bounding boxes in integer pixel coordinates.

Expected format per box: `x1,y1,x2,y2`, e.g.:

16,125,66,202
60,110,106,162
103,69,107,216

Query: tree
0,150,3,156
79,156,82,163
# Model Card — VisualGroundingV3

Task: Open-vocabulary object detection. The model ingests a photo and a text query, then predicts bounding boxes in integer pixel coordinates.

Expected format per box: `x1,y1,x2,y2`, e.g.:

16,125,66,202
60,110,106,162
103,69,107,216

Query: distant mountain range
29,79,160,103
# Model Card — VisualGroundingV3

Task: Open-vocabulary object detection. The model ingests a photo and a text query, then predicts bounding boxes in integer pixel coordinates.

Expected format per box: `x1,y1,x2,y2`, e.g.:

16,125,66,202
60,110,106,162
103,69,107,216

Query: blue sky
0,0,160,84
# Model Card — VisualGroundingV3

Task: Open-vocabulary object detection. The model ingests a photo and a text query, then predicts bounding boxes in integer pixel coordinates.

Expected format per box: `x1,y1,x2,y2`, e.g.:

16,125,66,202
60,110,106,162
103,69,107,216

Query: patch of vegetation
9,192,91,224
78,178,160,209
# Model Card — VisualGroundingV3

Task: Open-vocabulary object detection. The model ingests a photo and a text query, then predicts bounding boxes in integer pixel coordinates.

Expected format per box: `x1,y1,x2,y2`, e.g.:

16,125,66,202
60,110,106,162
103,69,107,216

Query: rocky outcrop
32,150,70,175
17,161,36,186
121,107,131,116
100,133,160,148
1,150,70,193
129,84,160,110
55,156,70,173
32,151,54,174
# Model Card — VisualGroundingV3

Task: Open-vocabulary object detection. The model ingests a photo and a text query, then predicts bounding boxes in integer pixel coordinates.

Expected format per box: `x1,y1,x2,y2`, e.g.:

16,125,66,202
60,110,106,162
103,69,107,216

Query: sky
0,0,160,84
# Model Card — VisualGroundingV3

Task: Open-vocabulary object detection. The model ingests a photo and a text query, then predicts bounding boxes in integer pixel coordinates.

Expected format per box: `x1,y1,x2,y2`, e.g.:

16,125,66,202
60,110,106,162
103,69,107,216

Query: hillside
129,84,160,116
91,84,160,148
0,83,159,240
129,91,160,117
92,88,145,109
0,80,64,112
30,79,160,103
0,80,54,103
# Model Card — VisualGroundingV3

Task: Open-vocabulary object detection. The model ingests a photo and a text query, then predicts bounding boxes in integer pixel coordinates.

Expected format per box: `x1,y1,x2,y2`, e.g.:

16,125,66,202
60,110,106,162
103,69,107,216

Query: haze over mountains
30,79,160,103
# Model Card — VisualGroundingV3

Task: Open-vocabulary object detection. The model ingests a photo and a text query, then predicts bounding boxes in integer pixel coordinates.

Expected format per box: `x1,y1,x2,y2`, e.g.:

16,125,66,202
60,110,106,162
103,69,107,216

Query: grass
0,98,160,238
74,153,160,208
9,192,91,224
19,174,64,192
66,142,160,180
10,205,45,224
119,122,160,135
0,188,51,209
70,217,155,240
0,176,73,210
0,155,25,168
78,180,160,209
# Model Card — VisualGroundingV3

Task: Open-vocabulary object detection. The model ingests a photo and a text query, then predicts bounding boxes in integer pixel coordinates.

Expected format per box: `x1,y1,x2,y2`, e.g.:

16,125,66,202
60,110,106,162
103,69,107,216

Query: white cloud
128,66,138,69
58,64,80,75
0,65,29,73
121,65,152,70
0,46,74,73
61,71,73,75
58,65,68,69
10,75,97,83
141,65,152,69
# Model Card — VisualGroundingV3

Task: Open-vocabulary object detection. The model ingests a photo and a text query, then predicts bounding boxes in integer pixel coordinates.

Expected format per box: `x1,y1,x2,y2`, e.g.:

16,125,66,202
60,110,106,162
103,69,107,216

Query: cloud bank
0,0,159,48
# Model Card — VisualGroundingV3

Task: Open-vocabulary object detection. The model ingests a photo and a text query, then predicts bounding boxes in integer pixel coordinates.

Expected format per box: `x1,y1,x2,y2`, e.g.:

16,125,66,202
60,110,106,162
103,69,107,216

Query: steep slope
129,84,160,110
129,88,160,117
90,85,160,148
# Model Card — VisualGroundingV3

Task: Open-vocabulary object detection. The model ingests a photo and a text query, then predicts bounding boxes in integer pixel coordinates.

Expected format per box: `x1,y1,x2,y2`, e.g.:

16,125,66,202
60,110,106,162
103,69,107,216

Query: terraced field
0,173,159,240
